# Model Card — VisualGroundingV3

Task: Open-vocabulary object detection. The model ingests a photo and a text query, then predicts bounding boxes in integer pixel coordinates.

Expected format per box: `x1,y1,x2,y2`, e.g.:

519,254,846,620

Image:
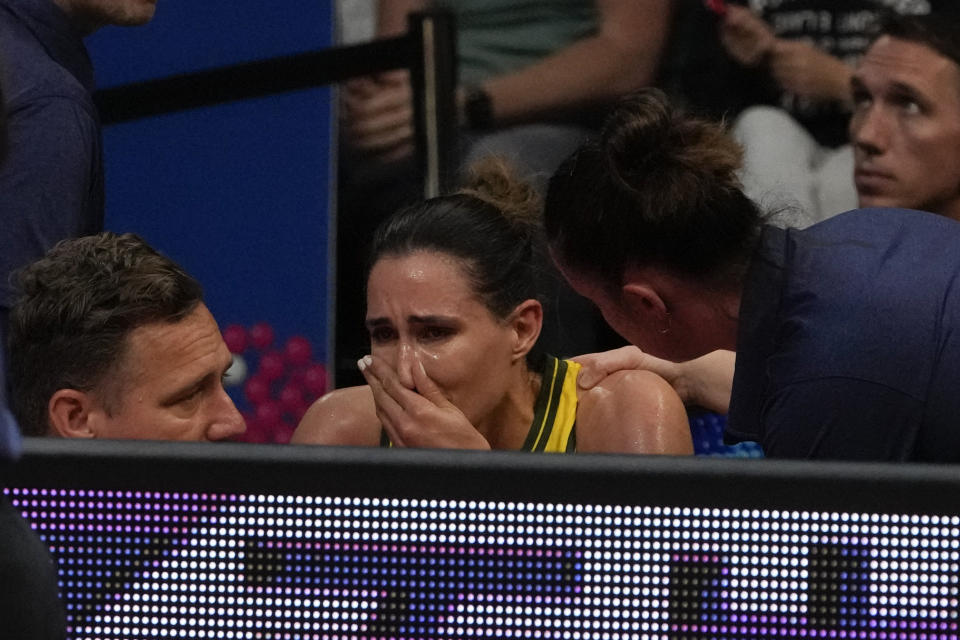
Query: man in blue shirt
0,0,157,378
0,63,66,640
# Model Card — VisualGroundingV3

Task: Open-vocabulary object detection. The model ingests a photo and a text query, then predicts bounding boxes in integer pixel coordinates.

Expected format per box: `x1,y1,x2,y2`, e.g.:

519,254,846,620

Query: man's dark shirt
0,346,19,461
727,208,960,461
0,0,103,315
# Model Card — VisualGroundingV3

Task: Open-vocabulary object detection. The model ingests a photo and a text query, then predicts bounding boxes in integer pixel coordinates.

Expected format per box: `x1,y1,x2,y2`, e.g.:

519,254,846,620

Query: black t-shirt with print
730,0,938,147
657,0,945,146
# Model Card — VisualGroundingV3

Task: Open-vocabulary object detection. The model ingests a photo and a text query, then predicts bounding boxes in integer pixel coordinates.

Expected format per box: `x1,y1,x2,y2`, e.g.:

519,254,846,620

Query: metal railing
94,10,458,197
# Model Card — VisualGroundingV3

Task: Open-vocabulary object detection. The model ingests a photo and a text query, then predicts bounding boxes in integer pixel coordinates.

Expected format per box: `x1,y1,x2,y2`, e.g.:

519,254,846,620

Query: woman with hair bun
292,158,692,454
545,88,960,462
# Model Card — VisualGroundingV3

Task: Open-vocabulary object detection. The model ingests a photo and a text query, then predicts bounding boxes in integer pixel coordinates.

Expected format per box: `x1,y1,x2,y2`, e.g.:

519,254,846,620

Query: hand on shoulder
573,347,734,415
574,346,681,392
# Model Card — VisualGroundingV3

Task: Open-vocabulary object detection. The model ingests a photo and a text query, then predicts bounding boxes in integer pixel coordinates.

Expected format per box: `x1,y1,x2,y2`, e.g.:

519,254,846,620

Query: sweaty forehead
370,252,472,293
366,251,490,316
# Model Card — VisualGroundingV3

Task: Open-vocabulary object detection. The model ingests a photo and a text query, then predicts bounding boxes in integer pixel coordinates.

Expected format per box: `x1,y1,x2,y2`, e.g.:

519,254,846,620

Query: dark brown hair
8,232,203,435
369,157,543,320
544,88,763,292
878,11,960,71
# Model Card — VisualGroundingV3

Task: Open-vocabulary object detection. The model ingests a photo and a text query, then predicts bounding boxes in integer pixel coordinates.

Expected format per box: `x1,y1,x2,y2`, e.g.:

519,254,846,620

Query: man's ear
621,282,669,328
47,389,101,439
508,299,543,362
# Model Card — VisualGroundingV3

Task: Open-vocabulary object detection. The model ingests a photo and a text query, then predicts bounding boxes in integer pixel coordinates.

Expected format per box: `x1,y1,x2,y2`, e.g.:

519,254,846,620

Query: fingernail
357,355,372,371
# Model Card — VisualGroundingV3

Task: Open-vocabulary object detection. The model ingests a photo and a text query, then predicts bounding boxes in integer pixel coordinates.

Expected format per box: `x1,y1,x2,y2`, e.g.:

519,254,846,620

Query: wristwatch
463,86,494,130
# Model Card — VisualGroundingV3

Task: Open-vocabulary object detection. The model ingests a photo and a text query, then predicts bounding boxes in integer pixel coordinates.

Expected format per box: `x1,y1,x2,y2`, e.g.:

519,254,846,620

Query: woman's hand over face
359,354,491,450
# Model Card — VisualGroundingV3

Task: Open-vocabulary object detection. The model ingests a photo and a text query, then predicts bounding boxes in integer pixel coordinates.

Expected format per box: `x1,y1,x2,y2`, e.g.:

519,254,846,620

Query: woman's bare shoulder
290,386,381,446
576,369,692,455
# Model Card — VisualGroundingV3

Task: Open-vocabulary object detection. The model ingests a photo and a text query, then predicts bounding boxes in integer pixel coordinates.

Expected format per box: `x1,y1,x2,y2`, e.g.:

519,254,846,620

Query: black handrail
94,36,409,124
407,9,458,198
94,10,458,196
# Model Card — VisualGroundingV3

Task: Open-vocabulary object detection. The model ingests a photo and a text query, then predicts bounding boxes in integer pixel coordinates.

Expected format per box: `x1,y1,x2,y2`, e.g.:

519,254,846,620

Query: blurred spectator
722,1,945,222
0,0,158,380
336,0,375,45
0,59,66,640
346,0,672,186
8,232,246,442
335,0,673,386
851,11,960,220
653,1,744,120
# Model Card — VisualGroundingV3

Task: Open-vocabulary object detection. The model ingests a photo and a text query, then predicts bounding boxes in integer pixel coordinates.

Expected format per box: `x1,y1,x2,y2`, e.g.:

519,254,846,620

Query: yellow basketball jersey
380,355,580,451
521,355,580,453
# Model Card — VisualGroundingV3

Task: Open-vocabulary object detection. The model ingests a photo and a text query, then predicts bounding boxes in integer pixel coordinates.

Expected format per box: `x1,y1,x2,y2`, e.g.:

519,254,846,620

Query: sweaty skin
292,251,692,454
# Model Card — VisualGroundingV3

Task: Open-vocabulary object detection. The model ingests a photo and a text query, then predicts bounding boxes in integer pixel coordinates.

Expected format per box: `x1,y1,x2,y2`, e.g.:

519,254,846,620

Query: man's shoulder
0,7,89,109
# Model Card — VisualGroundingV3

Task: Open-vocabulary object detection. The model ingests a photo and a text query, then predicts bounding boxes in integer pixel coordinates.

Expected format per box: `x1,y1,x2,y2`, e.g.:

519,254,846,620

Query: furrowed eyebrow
366,315,457,328
365,317,392,330
887,81,934,110
407,315,456,324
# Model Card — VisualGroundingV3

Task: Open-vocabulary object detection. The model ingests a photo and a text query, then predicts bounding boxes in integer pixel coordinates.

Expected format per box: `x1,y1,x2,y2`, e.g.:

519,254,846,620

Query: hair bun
460,156,542,228
602,88,743,190
602,89,673,180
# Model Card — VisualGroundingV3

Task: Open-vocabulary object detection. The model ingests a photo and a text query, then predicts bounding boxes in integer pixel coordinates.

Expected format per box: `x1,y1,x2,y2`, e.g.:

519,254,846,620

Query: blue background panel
100,91,332,354
87,1,337,86
85,2,337,440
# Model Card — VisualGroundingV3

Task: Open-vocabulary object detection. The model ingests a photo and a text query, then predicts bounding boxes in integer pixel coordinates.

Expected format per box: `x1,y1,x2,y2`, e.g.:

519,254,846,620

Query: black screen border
7,438,960,515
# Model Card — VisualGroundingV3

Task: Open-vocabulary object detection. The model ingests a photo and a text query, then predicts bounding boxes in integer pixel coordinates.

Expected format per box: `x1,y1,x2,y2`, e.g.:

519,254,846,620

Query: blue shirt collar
1,0,94,92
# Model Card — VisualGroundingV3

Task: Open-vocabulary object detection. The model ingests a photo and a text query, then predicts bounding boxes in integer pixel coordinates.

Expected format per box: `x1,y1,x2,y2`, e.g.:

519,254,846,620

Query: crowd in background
0,0,960,458
4,1,960,636
2,0,959,458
